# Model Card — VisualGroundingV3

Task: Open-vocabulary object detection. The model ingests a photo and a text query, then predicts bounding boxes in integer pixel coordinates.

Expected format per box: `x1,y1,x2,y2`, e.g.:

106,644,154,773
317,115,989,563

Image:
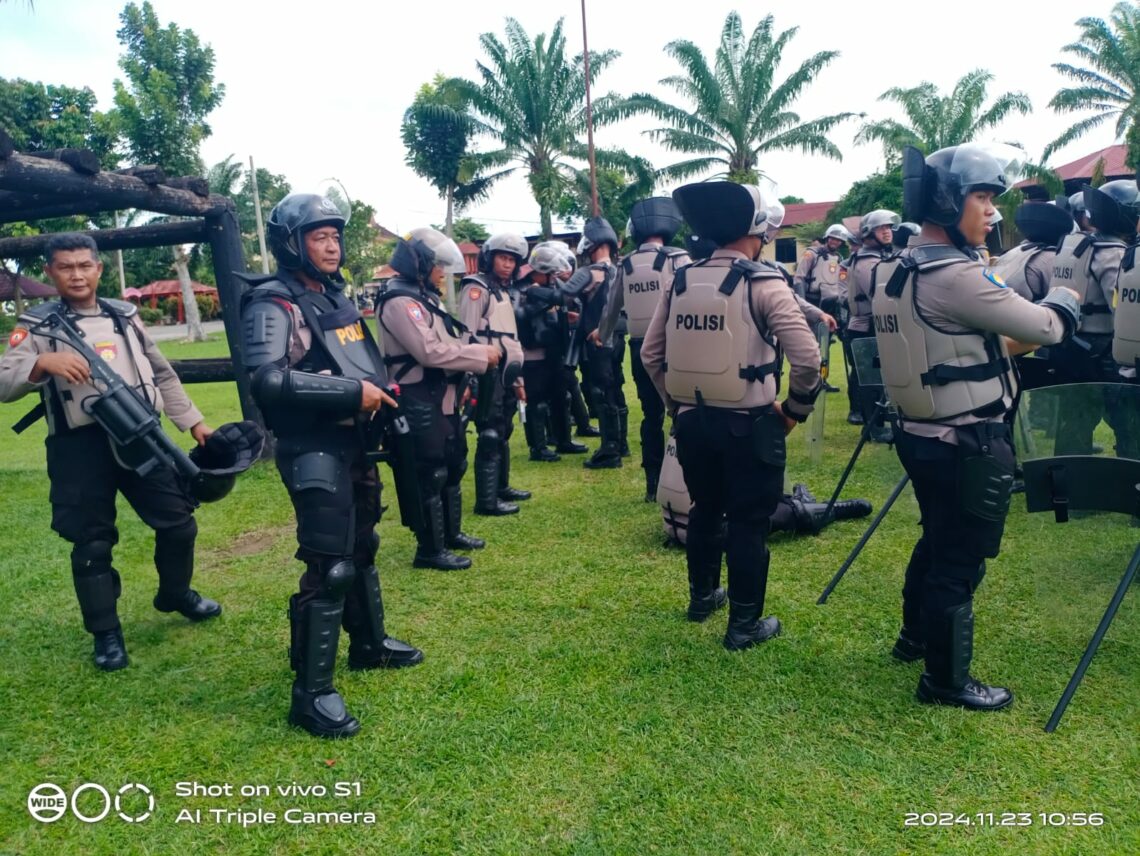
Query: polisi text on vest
675,313,726,331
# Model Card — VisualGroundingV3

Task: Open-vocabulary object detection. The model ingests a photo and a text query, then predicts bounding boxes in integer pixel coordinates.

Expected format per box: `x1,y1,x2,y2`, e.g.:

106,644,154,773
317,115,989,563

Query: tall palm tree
855,69,1031,162
1044,2,1140,162
448,17,620,237
603,12,853,184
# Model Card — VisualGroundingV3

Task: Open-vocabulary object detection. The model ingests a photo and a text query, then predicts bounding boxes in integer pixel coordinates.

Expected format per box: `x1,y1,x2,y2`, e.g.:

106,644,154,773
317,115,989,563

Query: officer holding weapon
873,144,1081,710
0,232,222,672
641,180,822,650
593,198,691,500
240,194,422,739
374,228,499,570
459,233,530,515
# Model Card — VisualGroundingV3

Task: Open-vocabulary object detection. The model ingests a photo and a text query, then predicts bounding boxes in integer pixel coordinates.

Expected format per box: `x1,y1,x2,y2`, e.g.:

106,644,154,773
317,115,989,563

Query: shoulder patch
467,286,483,301
838,268,848,281
407,302,426,324
982,268,1007,288
802,250,814,260
8,327,28,347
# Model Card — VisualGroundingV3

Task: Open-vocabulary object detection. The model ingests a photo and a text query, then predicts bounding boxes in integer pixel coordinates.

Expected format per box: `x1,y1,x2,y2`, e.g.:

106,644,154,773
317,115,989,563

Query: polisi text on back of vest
675,313,726,331
874,313,899,334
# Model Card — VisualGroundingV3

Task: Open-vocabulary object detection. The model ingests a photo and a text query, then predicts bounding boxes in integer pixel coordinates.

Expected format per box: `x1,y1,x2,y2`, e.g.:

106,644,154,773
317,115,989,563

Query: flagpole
581,0,599,217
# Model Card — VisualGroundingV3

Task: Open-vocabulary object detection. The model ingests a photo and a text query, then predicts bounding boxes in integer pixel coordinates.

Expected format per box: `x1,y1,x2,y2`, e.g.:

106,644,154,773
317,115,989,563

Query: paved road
144,319,226,341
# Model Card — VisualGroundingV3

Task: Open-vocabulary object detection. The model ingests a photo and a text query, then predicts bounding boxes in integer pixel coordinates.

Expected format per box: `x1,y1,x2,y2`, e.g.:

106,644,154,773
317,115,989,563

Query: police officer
1049,180,1140,453
459,233,530,514
845,209,899,437
375,229,499,569
566,217,626,469
0,232,220,672
794,223,848,318
240,194,422,738
641,181,822,650
989,202,1074,302
1057,190,1093,234
592,198,691,499
873,144,1081,710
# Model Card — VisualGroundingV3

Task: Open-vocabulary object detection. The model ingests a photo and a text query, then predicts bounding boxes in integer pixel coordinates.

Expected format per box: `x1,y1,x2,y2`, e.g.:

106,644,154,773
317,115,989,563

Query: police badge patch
8,327,28,347
982,268,1007,288
468,287,483,301
407,303,425,324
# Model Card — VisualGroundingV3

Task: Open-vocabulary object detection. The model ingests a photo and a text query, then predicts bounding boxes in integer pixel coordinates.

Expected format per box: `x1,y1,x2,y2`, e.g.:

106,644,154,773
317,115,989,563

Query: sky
0,0,1129,235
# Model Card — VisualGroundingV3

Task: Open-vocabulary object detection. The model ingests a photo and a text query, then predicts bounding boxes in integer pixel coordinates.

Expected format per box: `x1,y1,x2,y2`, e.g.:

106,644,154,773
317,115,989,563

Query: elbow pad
560,268,594,297
1039,288,1082,340
251,364,362,411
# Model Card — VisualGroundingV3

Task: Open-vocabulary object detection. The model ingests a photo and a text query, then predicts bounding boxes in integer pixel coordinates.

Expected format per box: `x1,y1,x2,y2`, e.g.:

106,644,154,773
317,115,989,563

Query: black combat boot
618,406,631,457
569,385,600,436
93,627,129,672
686,560,727,623
474,434,518,516
289,593,360,738
153,521,221,621
916,604,1012,710
723,601,781,650
644,468,660,504
414,495,472,570
553,400,589,453
73,560,128,671
892,600,925,662
583,404,622,469
344,565,424,670
790,483,817,503
526,404,561,462
498,444,532,501
443,485,485,550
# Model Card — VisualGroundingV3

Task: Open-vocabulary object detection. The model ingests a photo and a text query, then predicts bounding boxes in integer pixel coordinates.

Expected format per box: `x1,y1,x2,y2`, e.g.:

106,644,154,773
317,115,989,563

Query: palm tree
855,69,1031,163
448,17,620,237
1044,3,1140,163
602,12,853,184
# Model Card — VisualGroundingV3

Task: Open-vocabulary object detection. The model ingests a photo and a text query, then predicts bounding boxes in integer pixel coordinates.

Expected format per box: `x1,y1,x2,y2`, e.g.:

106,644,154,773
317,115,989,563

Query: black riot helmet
892,221,920,249
187,421,265,503
576,217,620,258
1083,180,1140,238
685,233,718,260
1014,202,1074,247
628,197,683,244
478,232,528,278
672,180,782,248
390,228,465,288
267,193,348,282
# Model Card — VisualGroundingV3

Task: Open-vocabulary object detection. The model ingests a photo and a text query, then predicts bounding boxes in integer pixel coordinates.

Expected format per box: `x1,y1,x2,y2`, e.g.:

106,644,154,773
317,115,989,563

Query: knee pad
321,558,356,599
477,428,500,454
71,540,114,576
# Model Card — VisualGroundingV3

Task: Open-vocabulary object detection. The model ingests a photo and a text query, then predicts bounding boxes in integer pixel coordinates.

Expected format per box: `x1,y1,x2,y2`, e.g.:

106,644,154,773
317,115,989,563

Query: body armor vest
1051,232,1123,334
621,246,684,338
375,279,466,385
663,257,781,409
290,287,387,382
804,248,843,303
657,433,692,543
872,246,1017,422
463,274,520,343
989,242,1051,301
1114,245,1140,368
23,300,159,431
846,249,884,328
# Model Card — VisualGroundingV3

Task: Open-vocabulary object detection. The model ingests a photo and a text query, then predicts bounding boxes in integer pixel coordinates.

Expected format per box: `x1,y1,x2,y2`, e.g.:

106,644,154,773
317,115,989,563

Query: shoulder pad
241,294,292,369
734,258,785,280
243,279,296,304
1092,237,1127,250
99,297,138,318
19,300,63,323
376,279,424,304
235,272,280,288
461,274,489,288
907,244,974,269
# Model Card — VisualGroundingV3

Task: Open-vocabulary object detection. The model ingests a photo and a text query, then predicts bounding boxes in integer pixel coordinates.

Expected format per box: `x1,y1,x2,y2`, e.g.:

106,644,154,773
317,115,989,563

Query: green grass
0,337,1136,855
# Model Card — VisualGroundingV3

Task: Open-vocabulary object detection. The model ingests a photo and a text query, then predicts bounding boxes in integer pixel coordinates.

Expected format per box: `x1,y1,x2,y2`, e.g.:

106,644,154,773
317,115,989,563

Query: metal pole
114,210,128,296
580,0,599,218
250,155,270,274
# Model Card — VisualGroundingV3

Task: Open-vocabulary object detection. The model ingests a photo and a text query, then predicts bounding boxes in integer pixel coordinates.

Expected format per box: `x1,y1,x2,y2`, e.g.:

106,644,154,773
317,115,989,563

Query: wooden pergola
0,128,258,427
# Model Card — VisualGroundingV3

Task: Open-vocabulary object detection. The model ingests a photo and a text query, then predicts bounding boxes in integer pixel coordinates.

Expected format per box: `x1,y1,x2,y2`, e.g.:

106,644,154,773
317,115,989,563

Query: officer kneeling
240,194,423,739
873,145,1082,711
641,181,822,649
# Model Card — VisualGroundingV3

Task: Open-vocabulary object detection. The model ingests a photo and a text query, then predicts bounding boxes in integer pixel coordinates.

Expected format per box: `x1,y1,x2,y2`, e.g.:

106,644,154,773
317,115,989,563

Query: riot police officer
1049,180,1140,453
989,202,1074,302
374,229,499,569
240,194,422,738
641,180,823,650
845,209,899,432
593,198,691,499
794,223,849,318
0,232,219,672
459,233,530,515
873,144,1081,710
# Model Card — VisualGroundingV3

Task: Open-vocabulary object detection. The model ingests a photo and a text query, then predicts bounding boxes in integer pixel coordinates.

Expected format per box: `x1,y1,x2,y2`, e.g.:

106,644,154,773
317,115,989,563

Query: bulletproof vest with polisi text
1051,231,1123,334
1114,244,1140,367
989,242,1049,302
663,256,781,409
295,288,386,382
872,246,1017,422
657,433,692,543
622,245,683,338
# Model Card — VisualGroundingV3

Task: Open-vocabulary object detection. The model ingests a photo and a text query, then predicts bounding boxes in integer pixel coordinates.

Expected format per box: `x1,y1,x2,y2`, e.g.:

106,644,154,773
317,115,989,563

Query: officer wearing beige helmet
641,179,822,651
872,144,1082,711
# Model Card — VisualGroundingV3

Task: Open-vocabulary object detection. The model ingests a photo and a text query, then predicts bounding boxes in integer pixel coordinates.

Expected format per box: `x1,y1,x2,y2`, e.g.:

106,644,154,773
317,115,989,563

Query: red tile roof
781,201,837,227
1050,144,1130,181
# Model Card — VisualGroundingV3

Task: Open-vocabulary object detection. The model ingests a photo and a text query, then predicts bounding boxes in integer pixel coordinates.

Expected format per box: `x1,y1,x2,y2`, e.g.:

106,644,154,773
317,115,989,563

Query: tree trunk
444,185,455,238
540,205,553,240
443,184,457,312
173,245,205,342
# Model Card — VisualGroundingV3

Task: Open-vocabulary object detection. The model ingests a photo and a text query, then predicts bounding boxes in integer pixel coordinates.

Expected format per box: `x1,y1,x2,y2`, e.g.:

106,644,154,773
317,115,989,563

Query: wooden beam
0,219,209,261
0,152,226,218
165,176,210,198
115,165,166,186
26,148,101,176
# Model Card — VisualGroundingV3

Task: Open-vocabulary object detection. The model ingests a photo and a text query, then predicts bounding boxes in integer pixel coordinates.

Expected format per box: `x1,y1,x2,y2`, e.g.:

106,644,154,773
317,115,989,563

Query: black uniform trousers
273,426,381,611
894,427,1012,651
675,407,784,605
522,357,558,414
629,337,665,475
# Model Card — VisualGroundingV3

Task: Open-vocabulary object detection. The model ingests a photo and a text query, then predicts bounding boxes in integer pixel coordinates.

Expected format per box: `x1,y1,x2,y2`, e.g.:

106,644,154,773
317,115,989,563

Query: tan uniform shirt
458,276,524,391
0,302,203,434
846,247,883,333
640,248,821,420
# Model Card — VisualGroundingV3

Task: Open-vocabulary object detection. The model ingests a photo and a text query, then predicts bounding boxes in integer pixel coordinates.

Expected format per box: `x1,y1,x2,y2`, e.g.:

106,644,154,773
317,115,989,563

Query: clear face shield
948,143,1028,196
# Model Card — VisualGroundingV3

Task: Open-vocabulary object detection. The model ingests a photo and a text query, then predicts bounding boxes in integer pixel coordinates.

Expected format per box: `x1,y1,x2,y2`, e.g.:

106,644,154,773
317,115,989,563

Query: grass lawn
0,334,1136,854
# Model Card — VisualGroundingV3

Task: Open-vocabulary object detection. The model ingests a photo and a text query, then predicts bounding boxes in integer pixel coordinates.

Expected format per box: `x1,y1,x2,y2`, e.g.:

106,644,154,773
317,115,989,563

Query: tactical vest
989,242,1050,302
846,249,884,325
662,256,782,409
657,433,692,544
510,284,560,351
21,300,159,432
375,279,467,385
463,274,519,343
872,246,1017,422
1114,245,1140,368
1051,232,1123,334
804,248,843,303
621,246,684,338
